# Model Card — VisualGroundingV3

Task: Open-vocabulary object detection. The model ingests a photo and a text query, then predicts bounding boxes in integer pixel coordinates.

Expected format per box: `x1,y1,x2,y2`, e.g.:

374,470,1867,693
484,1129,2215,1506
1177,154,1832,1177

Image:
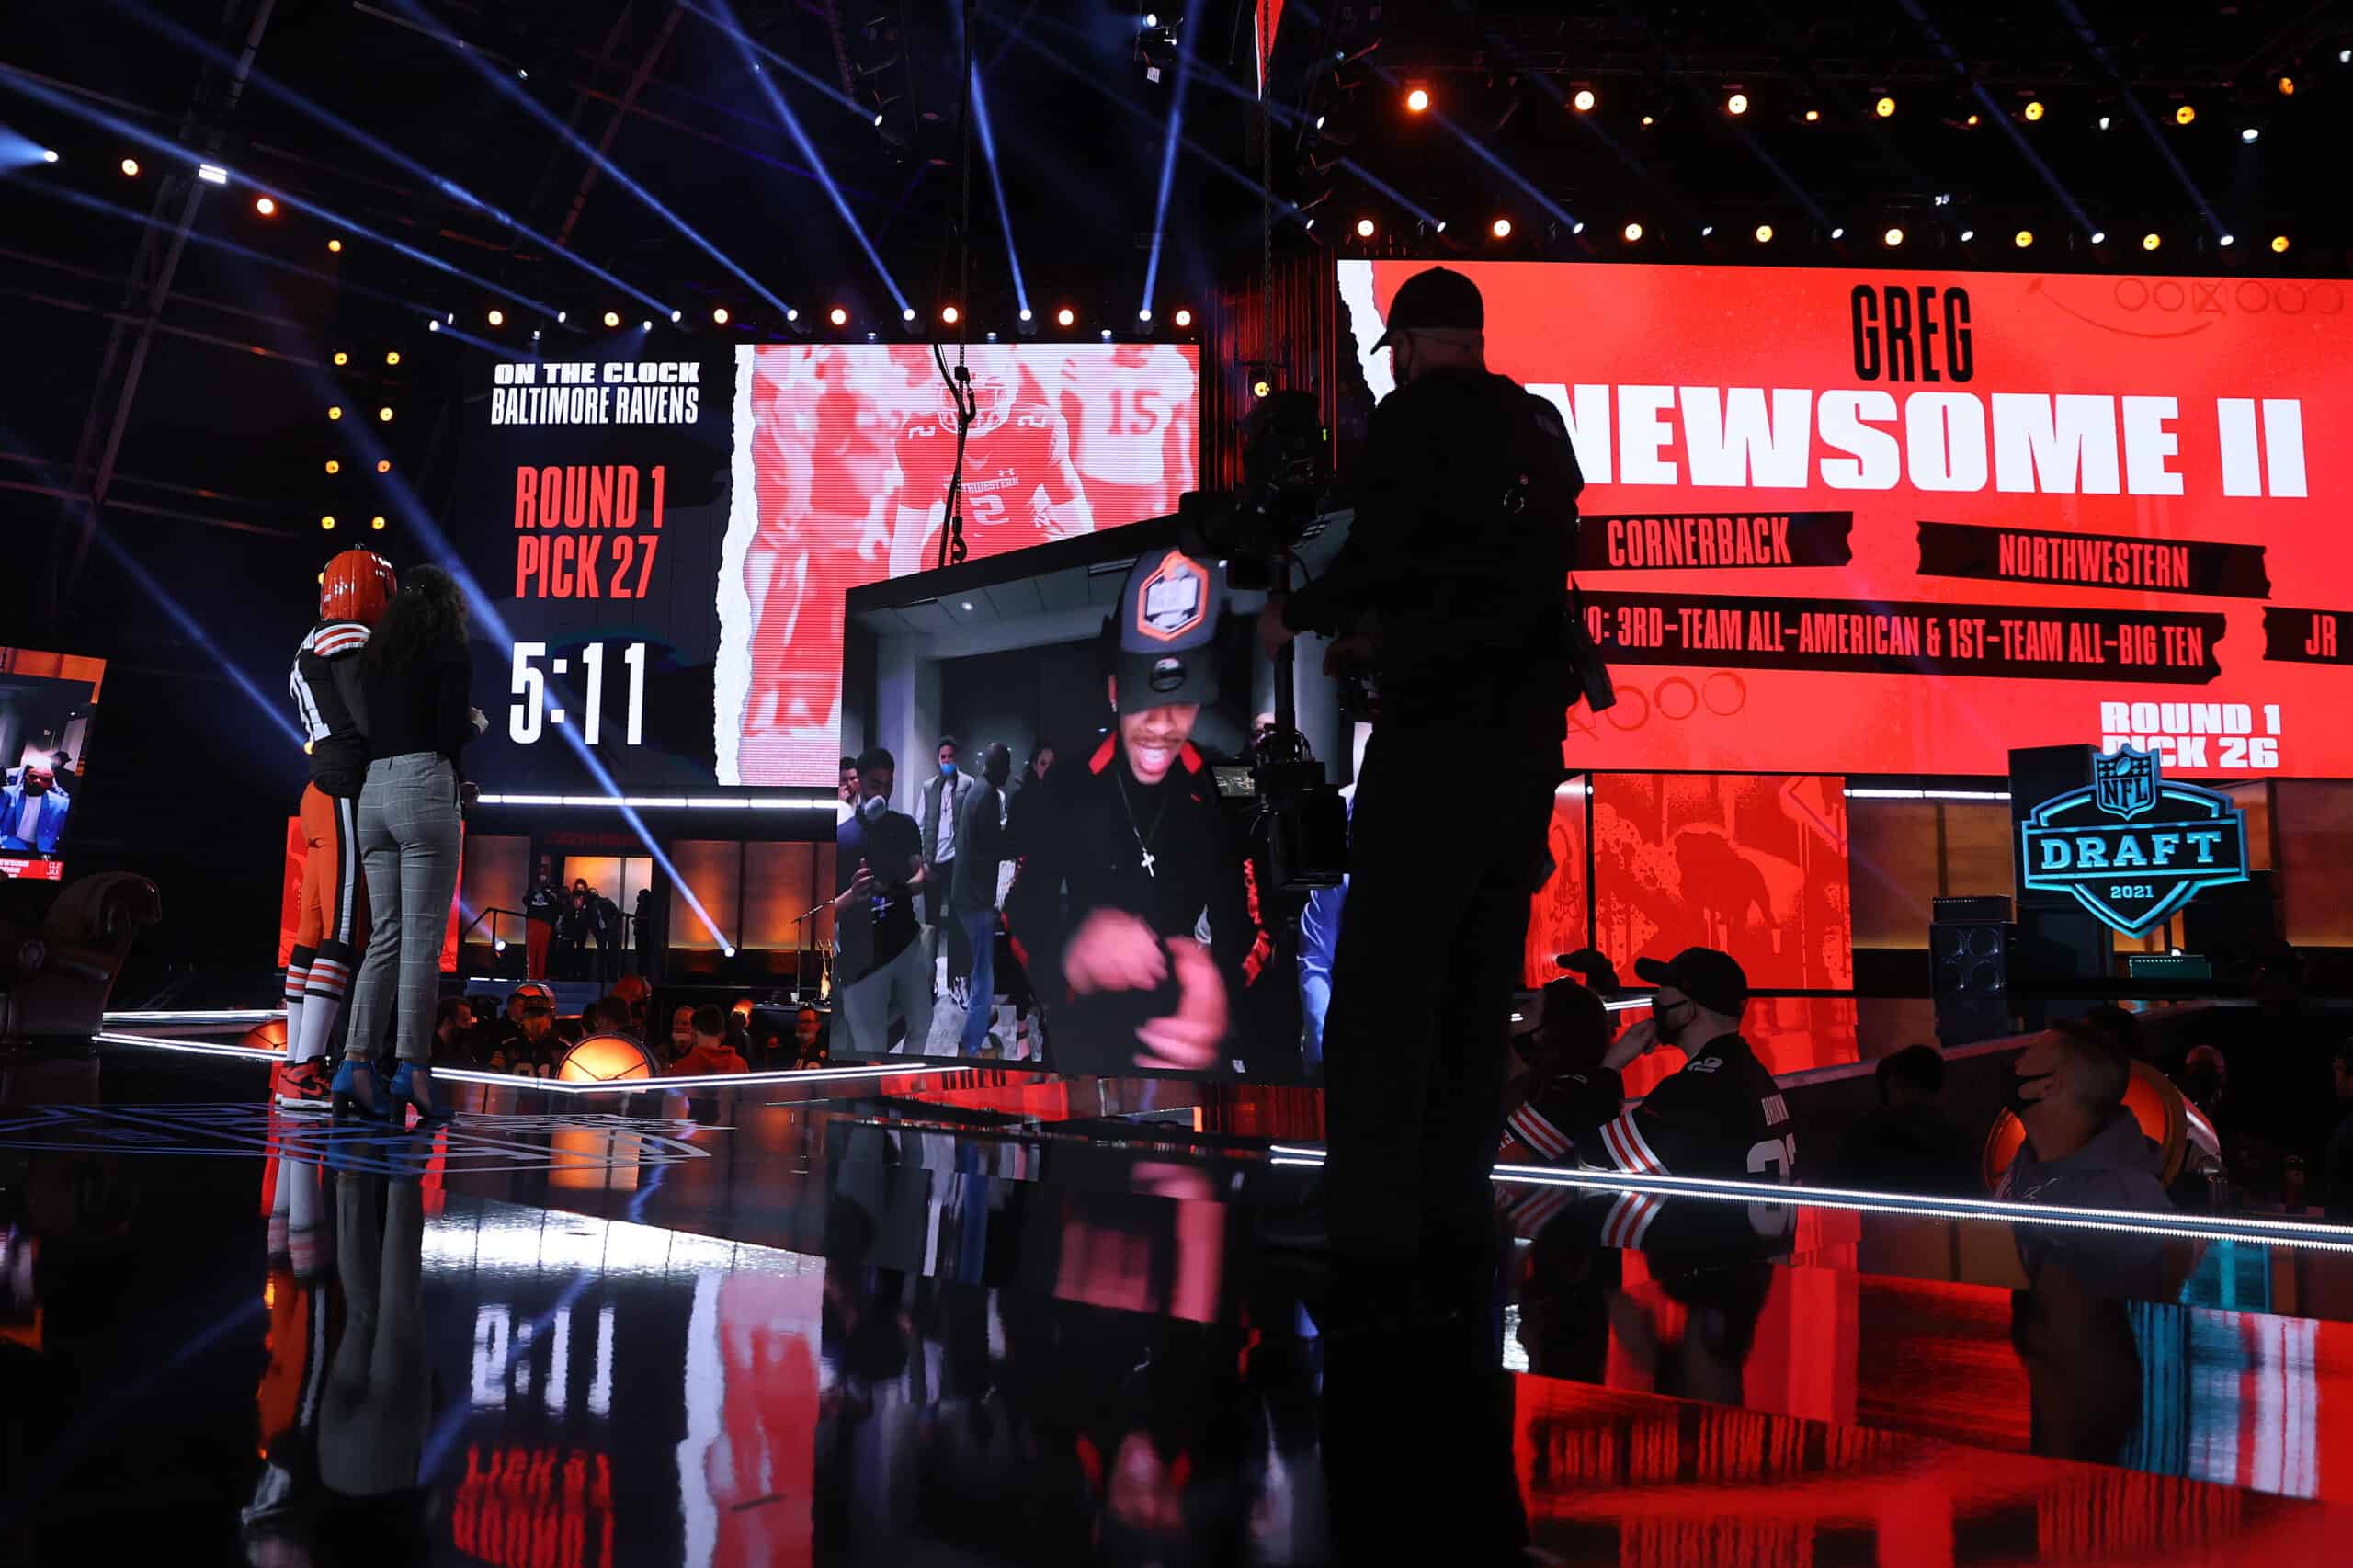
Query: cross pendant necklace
1114,771,1168,879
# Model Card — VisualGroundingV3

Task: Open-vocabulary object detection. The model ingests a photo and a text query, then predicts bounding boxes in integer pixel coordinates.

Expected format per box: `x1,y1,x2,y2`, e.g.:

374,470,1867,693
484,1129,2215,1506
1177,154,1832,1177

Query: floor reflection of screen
0,648,102,882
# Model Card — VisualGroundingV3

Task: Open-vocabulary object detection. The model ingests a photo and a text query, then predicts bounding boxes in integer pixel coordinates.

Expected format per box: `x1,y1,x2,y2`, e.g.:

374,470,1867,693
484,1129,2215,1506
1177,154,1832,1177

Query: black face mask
2006,1069,2057,1118
1655,1001,1696,1051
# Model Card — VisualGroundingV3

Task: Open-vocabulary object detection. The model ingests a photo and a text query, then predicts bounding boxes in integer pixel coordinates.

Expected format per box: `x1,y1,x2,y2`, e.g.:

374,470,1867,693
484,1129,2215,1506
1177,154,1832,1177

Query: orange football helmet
319,549,396,626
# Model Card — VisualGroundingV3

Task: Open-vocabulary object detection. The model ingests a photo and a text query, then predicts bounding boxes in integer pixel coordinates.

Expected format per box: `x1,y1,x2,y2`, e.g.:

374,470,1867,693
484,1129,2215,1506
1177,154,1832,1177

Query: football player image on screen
736,347,901,773
1058,343,1198,521
888,346,1094,576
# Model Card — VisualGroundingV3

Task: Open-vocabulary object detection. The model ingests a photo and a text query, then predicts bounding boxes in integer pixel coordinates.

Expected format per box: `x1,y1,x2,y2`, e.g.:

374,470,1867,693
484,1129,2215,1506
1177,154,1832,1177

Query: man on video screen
0,762,70,855
1006,549,1264,1074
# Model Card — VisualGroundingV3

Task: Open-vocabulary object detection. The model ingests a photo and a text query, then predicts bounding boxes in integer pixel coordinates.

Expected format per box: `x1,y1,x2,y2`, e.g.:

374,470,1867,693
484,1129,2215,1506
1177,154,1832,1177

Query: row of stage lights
1347,213,2296,254
435,302,1201,336
1394,53,2344,132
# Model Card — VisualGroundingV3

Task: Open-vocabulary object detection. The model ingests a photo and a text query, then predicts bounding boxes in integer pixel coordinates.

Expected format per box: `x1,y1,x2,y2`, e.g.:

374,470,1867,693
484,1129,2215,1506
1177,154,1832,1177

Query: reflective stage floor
8,1033,2353,1565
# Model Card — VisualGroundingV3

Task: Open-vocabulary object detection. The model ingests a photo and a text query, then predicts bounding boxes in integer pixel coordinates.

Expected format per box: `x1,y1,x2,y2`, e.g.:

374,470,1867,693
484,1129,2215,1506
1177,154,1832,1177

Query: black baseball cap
1108,547,1222,709
1371,266,1485,350
1634,947,1748,1016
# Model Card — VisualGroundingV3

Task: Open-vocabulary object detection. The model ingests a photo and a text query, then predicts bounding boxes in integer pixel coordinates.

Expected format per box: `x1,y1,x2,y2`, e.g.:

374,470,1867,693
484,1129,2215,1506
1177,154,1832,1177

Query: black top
837,804,924,983
1517,1032,1794,1183
950,782,1006,911
1283,367,1585,733
360,651,476,767
1003,738,1263,1074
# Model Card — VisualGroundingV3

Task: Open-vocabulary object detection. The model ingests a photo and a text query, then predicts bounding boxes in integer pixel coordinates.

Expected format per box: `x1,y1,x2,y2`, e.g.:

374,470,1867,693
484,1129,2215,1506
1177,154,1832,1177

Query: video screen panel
1339,260,2353,778
0,648,101,882
451,342,1198,795
835,539,1317,1078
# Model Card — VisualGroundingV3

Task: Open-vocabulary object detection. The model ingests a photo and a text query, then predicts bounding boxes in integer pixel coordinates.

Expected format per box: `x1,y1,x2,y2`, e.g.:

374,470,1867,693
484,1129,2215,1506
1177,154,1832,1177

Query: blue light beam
968,65,1029,317
1141,6,1202,314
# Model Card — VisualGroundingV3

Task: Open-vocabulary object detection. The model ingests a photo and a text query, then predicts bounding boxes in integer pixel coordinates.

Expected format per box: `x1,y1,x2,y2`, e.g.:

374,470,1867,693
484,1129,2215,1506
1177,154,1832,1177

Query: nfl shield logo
2093,745,2159,821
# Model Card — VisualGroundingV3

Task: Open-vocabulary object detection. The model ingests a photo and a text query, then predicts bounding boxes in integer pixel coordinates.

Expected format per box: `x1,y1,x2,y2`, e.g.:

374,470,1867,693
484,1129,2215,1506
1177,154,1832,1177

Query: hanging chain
1259,0,1275,393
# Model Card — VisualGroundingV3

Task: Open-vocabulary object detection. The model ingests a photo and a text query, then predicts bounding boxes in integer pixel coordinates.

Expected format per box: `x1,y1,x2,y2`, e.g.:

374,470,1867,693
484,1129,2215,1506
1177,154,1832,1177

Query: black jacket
1283,367,1584,733
951,781,1007,911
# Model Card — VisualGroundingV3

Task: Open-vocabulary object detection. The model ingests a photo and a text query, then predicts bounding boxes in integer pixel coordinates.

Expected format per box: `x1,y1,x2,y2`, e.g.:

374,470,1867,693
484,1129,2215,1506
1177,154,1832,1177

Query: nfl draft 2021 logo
2019,746,2250,937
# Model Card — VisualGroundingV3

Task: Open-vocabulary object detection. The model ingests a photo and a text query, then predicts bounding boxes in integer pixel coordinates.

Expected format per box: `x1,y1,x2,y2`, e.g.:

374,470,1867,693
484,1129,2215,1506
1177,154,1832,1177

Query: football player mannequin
889,352,1094,576
279,549,395,1109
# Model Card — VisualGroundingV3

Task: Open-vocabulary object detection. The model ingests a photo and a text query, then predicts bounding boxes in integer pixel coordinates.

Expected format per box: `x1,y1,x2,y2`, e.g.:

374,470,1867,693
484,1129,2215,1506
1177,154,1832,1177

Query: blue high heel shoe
387,1061,451,1125
330,1056,390,1122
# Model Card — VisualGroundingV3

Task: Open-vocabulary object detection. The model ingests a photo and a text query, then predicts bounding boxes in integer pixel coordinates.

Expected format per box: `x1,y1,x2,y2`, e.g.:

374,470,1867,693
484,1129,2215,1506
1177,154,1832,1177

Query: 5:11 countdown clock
507,642,649,746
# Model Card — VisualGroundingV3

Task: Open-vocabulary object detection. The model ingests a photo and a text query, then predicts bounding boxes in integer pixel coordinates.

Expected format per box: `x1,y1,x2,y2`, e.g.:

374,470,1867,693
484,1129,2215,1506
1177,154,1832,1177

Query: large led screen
1339,260,2353,778
453,342,1199,793
0,648,101,882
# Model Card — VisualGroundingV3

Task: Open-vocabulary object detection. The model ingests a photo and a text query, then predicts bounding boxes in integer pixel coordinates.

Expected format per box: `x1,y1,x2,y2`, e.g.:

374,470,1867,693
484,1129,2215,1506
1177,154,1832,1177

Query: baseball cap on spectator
1633,947,1748,1017
1370,266,1485,350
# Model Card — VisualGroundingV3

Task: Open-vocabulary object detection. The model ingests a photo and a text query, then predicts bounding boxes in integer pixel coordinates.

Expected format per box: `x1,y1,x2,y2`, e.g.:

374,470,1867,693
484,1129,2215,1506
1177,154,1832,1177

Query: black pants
1322,725,1557,1263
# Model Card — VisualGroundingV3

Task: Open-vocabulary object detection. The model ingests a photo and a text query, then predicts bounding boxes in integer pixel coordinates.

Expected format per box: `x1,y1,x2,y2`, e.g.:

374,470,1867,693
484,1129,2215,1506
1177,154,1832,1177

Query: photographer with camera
1259,266,1586,1271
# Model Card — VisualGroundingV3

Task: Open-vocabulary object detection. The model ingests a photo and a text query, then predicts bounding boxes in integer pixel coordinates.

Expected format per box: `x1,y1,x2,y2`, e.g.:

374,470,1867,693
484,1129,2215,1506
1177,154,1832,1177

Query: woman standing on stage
338,565,485,1122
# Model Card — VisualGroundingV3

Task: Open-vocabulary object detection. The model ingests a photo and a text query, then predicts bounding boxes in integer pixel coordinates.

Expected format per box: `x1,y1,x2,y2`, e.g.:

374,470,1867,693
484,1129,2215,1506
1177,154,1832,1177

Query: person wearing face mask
1004,548,1265,1075
834,747,936,1055
1995,1017,2172,1211
1511,947,1796,1186
917,735,975,996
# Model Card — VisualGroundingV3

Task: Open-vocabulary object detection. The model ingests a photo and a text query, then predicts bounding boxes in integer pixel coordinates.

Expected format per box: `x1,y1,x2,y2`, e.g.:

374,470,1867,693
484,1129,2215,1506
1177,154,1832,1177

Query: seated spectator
792,1006,829,1071
665,1004,749,1077
582,994,638,1041
665,1004,696,1066
1995,1016,2173,1211
433,997,479,1064
1827,1044,1978,1196
489,985,564,1077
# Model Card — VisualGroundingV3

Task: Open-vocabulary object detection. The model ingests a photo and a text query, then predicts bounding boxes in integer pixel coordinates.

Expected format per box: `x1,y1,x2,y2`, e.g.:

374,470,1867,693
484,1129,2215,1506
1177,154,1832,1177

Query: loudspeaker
1932,919,2013,994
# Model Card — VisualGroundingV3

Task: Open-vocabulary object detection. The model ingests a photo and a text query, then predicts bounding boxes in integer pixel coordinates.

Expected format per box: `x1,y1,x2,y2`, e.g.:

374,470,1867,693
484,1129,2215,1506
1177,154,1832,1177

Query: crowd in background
422,975,834,1079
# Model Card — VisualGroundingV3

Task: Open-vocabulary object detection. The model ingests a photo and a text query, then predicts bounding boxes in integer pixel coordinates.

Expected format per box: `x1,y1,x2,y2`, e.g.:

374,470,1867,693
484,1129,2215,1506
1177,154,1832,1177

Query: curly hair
360,562,469,674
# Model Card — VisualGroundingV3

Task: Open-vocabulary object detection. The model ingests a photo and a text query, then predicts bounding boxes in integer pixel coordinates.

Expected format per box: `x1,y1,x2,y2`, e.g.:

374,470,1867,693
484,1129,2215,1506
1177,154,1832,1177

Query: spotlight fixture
785,308,799,323
712,306,730,324
669,309,683,324
1726,92,1749,116
556,311,566,324
1404,87,1430,113
2174,104,2195,125
376,460,391,472
2242,127,2259,143
1251,380,1272,398
324,460,340,474
901,307,916,323
1965,113,1980,126
1571,222,1585,234
2220,234,2235,247
328,238,342,253
1138,308,1152,322
1700,225,1714,236
641,320,652,331
1492,216,1513,238
1622,222,1643,242
2142,233,2161,251
327,405,344,421
1874,96,1896,118
829,306,849,326
377,406,393,422
1640,115,1655,127
385,351,400,366
1960,229,1974,241
487,309,504,327
2090,231,2107,244
2272,234,2290,253
1099,328,1112,340
2098,116,2112,131
1805,109,1823,123
941,304,960,324
1173,308,1193,327
2278,75,2294,95
119,157,140,176
196,163,228,185
1754,223,1773,243
1830,226,1846,240
370,517,385,530
428,321,440,333
2024,100,2045,121
333,351,348,366
321,516,335,530
2015,229,2034,248
603,311,621,327
254,196,277,217
1572,88,1596,112
1883,226,1904,247
1356,217,1376,237
1056,306,1076,327
1018,308,1034,323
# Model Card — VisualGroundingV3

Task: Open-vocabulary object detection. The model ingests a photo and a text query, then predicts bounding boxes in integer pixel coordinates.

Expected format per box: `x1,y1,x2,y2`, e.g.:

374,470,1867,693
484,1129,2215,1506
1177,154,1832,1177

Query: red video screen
0,647,101,882
1340,260,2353,778
722,343,1199,785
